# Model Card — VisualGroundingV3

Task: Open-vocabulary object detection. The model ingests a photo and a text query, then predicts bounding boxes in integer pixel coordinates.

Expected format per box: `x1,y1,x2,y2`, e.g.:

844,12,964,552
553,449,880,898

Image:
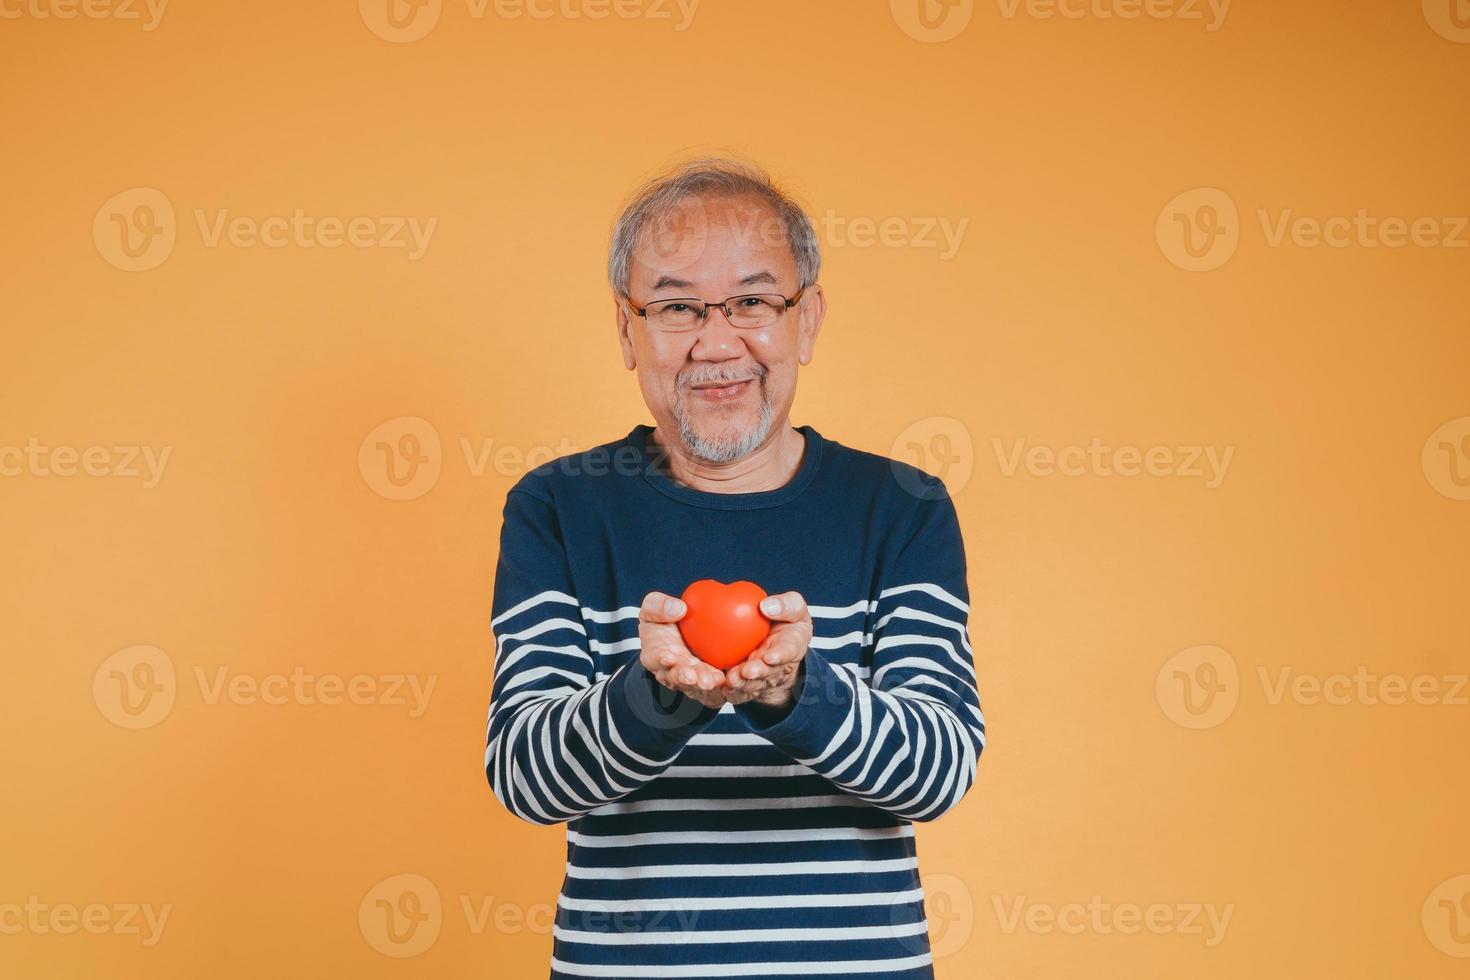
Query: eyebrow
649,270,782,294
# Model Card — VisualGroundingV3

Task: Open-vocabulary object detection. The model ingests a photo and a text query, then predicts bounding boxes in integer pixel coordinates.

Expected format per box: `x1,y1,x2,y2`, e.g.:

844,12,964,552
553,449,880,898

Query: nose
689,304,747,360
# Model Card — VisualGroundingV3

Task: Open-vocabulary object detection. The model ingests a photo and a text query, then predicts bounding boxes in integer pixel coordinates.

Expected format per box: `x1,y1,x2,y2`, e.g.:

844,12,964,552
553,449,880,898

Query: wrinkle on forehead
630,194,797,294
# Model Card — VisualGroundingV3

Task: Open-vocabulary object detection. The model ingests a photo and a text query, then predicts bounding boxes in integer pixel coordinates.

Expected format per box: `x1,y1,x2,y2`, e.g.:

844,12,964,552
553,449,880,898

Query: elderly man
484,159,986,978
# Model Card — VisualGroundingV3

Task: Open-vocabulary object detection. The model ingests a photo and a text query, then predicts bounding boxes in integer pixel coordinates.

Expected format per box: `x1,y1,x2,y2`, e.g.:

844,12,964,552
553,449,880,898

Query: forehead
629,193,797,290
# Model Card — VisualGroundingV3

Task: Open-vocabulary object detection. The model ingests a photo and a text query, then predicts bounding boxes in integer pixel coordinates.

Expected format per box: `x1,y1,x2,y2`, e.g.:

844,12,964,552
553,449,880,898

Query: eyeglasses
625,288,806,332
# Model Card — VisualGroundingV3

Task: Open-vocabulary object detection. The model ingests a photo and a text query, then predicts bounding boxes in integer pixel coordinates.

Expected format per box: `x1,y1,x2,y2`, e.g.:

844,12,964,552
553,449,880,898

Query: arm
484,487,720,825
731,476,987,822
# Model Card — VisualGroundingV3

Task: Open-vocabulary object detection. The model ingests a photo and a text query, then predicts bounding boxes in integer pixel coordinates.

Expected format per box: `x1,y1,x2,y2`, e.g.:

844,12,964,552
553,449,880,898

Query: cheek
642,338,691,387
747,327,778,348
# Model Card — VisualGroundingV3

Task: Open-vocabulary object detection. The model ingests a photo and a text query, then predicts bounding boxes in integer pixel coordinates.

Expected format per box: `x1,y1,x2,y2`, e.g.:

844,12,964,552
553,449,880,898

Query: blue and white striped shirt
485,423,986,978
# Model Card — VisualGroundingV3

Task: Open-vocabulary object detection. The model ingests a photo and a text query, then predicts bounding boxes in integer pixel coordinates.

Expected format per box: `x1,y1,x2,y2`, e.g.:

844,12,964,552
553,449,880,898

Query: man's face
615,194,825,465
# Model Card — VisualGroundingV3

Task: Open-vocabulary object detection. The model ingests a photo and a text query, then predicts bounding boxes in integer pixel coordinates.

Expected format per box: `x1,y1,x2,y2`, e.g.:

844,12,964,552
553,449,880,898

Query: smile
689,379,754,401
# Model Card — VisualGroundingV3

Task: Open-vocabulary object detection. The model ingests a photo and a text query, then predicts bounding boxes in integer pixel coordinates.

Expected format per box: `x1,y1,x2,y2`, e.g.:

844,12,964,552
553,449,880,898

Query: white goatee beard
672,378,775,465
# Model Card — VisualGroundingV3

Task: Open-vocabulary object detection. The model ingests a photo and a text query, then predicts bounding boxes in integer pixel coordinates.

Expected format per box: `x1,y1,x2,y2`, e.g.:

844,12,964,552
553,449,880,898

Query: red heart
677,579,772,670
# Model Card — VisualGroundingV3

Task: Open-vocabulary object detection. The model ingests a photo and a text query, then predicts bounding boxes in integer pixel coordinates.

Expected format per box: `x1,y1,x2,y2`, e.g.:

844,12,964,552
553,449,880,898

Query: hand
638,591,727,710
723,591,812,710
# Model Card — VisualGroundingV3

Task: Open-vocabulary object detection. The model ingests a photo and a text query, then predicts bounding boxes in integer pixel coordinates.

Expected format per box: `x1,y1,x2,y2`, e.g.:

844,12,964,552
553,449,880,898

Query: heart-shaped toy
677,579,772,670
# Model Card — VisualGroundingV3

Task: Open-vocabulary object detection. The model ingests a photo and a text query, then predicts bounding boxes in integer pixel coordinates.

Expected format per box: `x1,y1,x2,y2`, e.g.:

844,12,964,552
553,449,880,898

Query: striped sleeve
734,475,986,822
484,487,720,825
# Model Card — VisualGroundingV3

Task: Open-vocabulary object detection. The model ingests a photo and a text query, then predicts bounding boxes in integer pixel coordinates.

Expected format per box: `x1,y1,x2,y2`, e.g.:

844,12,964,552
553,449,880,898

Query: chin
678,399,774,464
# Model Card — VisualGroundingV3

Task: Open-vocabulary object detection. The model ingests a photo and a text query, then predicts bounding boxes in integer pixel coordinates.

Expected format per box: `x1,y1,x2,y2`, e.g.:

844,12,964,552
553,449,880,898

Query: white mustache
682,371,763,388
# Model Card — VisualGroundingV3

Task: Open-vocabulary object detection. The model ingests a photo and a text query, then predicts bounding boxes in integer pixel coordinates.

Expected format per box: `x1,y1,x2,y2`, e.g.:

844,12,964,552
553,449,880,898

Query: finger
666,649,713,681
640,591,687,624
697,688,730,709
762,641,806,666
660,675,718,700
697,664,725,690
741,657,769,680
758,591,809,623
750,662,794,689
676,661,722,691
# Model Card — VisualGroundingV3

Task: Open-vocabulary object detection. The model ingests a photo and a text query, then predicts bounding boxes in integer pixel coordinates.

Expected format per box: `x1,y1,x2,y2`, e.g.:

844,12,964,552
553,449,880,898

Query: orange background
3,1,1468,977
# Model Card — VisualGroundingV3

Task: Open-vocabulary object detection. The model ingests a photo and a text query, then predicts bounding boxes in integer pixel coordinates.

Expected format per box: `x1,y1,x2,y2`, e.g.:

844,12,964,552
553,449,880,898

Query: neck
650,423,805,494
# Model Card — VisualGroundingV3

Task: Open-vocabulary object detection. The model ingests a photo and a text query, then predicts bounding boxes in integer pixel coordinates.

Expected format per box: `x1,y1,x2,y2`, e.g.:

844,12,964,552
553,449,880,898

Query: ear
614,295,637,370
795,284,826,366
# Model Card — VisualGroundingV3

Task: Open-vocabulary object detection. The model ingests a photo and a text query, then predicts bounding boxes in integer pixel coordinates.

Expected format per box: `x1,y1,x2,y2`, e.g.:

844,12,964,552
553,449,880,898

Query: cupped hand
722,591,812,710
638,591,728,710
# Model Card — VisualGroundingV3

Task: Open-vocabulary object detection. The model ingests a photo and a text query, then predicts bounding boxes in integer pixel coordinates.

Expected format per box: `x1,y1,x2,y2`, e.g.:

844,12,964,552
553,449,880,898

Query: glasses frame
625,287,807,330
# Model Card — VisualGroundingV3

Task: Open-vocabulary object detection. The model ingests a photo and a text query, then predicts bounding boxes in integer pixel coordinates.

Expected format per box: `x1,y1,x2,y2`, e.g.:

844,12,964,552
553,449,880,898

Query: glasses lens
725,294,785,328
645,299,704,331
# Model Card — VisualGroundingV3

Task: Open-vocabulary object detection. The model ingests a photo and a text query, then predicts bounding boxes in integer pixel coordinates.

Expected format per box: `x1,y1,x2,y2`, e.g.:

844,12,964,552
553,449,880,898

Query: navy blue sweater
484,423,986,978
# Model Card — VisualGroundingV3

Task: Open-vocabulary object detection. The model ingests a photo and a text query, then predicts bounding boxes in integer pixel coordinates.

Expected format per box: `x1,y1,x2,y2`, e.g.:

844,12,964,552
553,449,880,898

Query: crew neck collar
627,423,823,511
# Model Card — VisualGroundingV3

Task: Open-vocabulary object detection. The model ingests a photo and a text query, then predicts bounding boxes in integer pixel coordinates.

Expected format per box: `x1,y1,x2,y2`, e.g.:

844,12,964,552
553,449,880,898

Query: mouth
689,378,755,402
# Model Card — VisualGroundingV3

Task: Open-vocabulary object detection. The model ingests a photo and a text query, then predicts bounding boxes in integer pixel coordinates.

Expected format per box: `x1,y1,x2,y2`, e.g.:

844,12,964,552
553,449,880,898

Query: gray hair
607,157,822,297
